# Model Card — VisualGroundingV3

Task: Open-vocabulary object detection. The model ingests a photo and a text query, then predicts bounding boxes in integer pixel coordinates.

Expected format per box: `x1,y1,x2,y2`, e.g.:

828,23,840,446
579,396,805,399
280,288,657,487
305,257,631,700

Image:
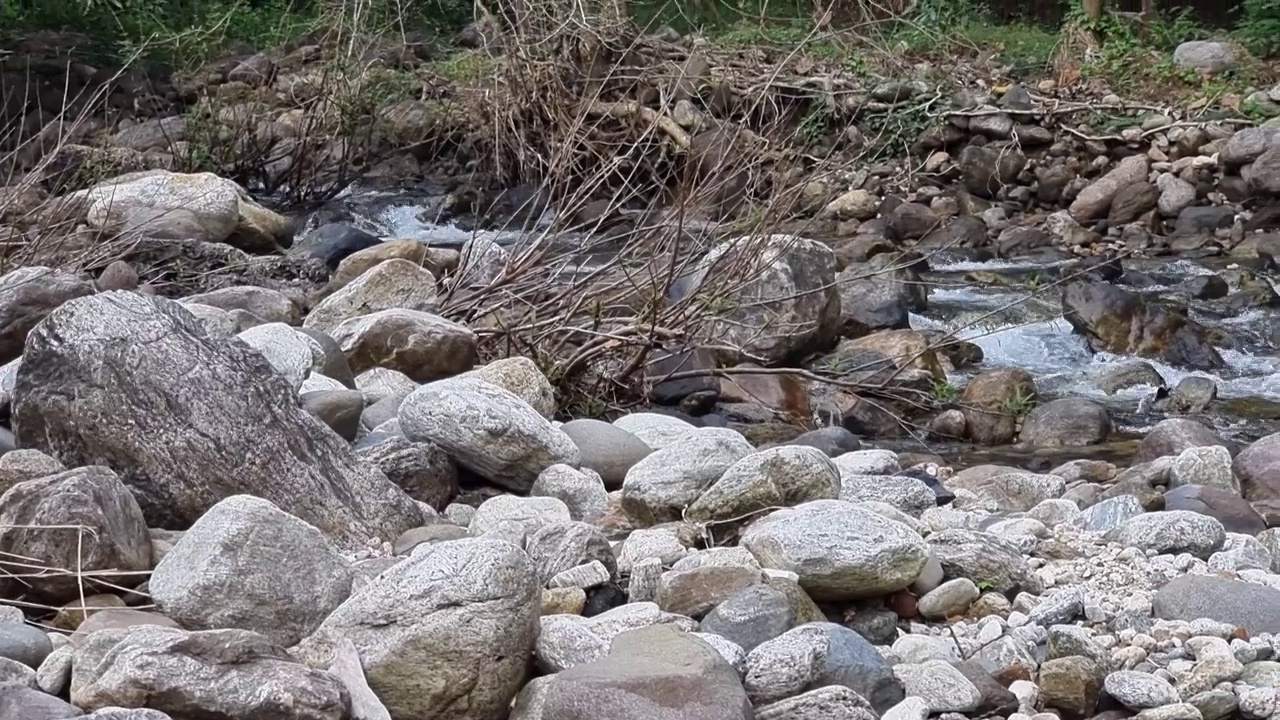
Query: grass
1000,386,1037,418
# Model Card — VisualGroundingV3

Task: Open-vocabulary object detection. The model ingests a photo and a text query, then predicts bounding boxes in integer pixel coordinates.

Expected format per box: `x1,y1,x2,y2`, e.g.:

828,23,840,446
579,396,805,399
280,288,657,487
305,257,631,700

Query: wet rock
686,446,840,524
70,626,347,719
399,375,579,493
12,292,423,548
1101,361,1167,394
1019,397,1111,446
1106,510,1225,559
148,495,352,646
743,622,904,713
958,145,1027,199
1069,155,1150,222
0,466,150,603
293,538,539,720
1153,574,1280,633
0,267,94,365
740,500,928,601
960,369,1036,445
621,431,754,526
1063,280,1223,371
1170,376,1218,413
1163,484,1266,534
1249,145,1280,196
293,223,381,269
1173,40,1237,74
1175,205,1235,236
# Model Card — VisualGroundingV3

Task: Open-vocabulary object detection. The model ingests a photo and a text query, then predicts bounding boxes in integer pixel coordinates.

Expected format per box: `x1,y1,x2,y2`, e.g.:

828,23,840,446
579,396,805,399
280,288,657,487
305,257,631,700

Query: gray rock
687,446,840,523
184,285,299,325
537,625,752,720
470,495,571,537
531,464,609,522
1164,484,1265,534
1069,155,1150,222
892,660,982,712
536,602,697,673
300,389,363,441
944,466,1065,512
1106,510,1226,559
36,644,73,695
1173,40,1236,74
699,584,803,652
740,500,928,602
0,682,83,719
558,419,652,489
1153,574,1280,634
399,376,578,492
880,697,929,720
455,357,556,419
1019,398,1111,447
330,308,477,383
0,266,94,365
70,626,347,719
0,448,65,496
11,292,423,549
831,450,900,476
622,431,754,526
85,708,175,719
149,495,353,646
1105,670,1181,709
237,323,320,392
0,654,36,686
355,436,458,511
0,466,150,603
1078,495,1147,533
656,557,763,618
1170,445,1238,493
1222,127,1280,166
611,413,698,449
927,529,1042,594
783,427,861,458
1157,174,1197,217
838,475,935,516
1137,419,1227,463
917,578,980,620
616,526,693,573
755,686,877,720
293,538,539,720
526,521,616,586
354,367,417,405
743,622,904,714
304,259,439,334
549,561,612,590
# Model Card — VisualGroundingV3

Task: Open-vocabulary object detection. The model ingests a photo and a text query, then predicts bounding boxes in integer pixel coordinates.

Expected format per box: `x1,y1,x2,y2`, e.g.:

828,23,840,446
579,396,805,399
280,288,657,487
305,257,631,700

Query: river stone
838,475,935,516
917,578,980,620
612,413,698,449
655,549,764,619
330,308,477,382
1039,656,1102,716
831,449,900,476
0,266,94,365
783,427,861,457
621,431,754,526
535,602,698,673
834,257,917,335
960,369,1036,445
0,622,53,673
0,449,64,498
355,367,417,404
399,375,579,492
456,357,556,418
305,259,439,334
71,625,346,719
148,495,353,646
945,465,1066,512
526,521,616,586
743,622,904,713
739,500,928,602
183,285,300,325
1078,495,1147,533
683,235,840,364
0,682,83,719
927,529,1042,594
1101,360,1166,394
558,419,652,489
1019,398,1111,446
355,436,459,511
1231,432,1280,522
293,223,381,269
958,144,1027,198
1103,670,1180,709
330,239,427,290
616,527,694,573
1170,445,1238,492
37,643,73,694
1137,419,1228,463
1173,40,1236,73
456,235,509,287
293,538,539,720
469,495,572,537
1069,155,1150,222
1157,173,1197,217
531,464,609,522
237,323,321,392
1154,574,1280,633
538,625,752,720
1106,510,1225,559
893,660,982,712
699,584,803,653
1063,281,1223,371
0,466,150,603
686,446,840,524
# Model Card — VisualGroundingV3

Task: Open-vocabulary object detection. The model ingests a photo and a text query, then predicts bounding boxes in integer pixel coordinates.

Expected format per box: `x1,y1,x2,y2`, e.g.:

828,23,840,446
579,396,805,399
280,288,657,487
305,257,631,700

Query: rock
70,626,346,718
398,375,579,492
330,309,477,382
1138,419,1228,463
1157,174,1197,217
355,436,458,510
305,259,439,334
743,622,903,713
755,686,877,720
683,235,839,364
559,420,652,489
297,328,356,389
1063,281,1222,371
783,427,861,457
0,683,83,719
293,223,381,269
1019,398,1111,447
612,413,698,449
686,446,840,523
927,529,1041,594
835,255,924,335
1153,574,1280,633
1170,376,1218,412
1109,182,1159,225
1101,361,1166,394
917,578,980,620
71,609,181,647
531,464,609,522
1173,41,1237,74
1107,510,1225,559
455,235,509,287
184,285,300,325
470,495,572,537
945,466,1065,512
656,555,763,618
294,538,538,719
960,369,1036,445
354,367,417,405
958,145,1027,198
1069,155,1150,222
824,189,880,221
893,660,982,712
535,602,697,672
699,584,806,652
1038,656,1102,716
329,240,426,290
537,625,752,720
887,203,940,241
0,621,53,668
82,170,291,253
0,467,150,603
1078,495,1146,533
1166,484,1265,534
1170,446,1238,492
1175,205,1236,236
0,449,65,496
1222,127,1280,166
12,292,423,548
1105,670,1182,709
621,431,754,526
0,267,94,365
237,323,320,392
148,495,353,646
838,474,935,516
739,500,928,601
36,644,73,694
456,357,556,419
526,521,616,585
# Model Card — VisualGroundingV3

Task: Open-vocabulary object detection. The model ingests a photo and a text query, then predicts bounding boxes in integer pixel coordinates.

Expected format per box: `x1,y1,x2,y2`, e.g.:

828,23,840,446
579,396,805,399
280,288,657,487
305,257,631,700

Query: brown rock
70,608,181,646
95,261,139,292
53,593,127,630
0,266,94,364
330,239,426,292
1039,656,1102,716
1164,484,1265,535
330,308,477,382
1063,280,1223,371
961,369,1037,445
1107,182,1159,225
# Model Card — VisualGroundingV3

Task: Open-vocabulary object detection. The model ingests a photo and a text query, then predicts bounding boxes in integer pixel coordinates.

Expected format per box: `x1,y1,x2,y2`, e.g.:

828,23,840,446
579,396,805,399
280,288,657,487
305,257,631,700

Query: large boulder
685,446,841,523
681,235,839,364
148,495,353,646
1236,432,1280,521
1062,281,1223,371
537,625,752,720
834,253,926,336
12,292,423,548
329,309,477,382
0,467,150,603
743,622,903,713
739,500,928,601
1172,41,1236,74
621,431,755,526
80,170,292,253
70,626,348,719
398,376,579,492
1137,419,1229,463
960,369,1036,446
293,538,540,720
0,266,94,365
1068,155,1150,222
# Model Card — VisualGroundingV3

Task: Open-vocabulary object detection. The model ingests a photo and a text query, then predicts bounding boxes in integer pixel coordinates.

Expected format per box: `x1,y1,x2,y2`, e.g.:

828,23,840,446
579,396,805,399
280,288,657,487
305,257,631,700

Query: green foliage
932,379,960,404
1000,386,1036,418
1237,0,1280,58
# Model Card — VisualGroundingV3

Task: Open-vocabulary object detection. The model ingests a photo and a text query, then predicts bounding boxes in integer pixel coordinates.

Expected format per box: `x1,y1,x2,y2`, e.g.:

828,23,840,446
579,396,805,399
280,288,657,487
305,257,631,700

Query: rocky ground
2,19,1280,720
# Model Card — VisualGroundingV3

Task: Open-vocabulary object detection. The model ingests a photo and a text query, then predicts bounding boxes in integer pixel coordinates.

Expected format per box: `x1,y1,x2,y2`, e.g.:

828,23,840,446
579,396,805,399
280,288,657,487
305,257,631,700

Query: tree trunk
1083,0,1103,19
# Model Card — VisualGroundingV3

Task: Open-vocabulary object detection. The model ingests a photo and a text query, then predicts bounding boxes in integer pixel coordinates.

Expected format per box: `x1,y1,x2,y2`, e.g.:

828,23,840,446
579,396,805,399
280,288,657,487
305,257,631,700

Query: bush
1238,0,1280,59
